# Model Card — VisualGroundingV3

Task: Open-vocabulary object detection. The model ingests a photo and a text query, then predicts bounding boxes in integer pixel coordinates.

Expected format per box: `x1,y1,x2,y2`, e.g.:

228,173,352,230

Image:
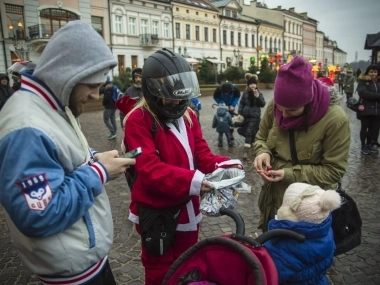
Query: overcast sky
264,0,380,62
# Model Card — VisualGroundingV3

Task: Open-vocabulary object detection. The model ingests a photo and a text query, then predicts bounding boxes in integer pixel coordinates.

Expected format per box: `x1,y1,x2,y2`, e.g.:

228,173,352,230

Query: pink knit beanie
274,56,314,108
277,182,341,224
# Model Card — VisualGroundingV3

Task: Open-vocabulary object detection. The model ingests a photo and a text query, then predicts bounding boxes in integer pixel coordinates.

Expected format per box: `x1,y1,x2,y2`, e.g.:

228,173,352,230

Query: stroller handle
219,207,245,235
255,229,306,245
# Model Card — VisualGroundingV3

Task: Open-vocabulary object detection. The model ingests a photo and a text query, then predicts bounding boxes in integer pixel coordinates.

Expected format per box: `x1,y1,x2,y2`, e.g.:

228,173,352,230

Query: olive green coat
254,99,350,232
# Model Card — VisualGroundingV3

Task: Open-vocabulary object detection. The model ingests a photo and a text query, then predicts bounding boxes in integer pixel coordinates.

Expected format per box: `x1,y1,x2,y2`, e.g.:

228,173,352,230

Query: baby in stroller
265,182,341,285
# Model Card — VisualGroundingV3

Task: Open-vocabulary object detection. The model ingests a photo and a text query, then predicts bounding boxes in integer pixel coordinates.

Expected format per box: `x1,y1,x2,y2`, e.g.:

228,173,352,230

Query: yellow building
172,0,221,69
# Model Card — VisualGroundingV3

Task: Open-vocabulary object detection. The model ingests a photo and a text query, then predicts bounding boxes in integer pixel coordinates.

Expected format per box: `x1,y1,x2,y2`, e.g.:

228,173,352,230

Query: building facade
110,0,172,75
0,0,111,73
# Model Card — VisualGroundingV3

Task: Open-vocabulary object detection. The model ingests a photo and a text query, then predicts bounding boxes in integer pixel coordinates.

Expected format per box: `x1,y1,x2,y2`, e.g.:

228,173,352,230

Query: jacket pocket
297,141,322,162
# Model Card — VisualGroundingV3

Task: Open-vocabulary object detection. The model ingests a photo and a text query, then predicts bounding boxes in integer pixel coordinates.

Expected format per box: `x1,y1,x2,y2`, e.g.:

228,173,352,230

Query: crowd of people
0,19,375,285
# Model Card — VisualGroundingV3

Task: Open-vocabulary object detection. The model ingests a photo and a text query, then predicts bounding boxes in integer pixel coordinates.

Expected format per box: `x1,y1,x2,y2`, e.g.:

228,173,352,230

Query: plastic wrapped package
200,168,245,216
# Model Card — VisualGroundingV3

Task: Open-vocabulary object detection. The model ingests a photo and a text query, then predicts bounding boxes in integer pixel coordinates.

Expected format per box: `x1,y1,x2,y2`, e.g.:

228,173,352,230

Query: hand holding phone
120,147,142,158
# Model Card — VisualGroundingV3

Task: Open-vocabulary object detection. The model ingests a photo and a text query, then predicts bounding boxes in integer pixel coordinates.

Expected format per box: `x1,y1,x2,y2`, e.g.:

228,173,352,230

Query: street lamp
7,16,29,61
233,49,240,67
177,47,187,57
332,42,337,66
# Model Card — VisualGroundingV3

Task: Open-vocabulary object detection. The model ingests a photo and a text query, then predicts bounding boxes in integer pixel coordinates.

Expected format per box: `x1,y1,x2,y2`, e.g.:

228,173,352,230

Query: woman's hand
201,180,213,192
258,168,285,182
253,153,271,172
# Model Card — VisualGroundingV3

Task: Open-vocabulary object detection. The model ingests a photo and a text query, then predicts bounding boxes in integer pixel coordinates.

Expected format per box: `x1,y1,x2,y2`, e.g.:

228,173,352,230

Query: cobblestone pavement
1,88,380,284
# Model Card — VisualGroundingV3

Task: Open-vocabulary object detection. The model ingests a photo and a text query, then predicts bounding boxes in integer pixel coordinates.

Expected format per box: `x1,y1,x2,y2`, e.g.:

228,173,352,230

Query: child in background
265,182,341,285
235,73,265,159
212,102,233,147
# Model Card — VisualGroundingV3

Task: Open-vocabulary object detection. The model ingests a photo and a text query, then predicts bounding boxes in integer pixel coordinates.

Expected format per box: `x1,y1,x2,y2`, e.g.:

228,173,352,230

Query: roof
210,0,231,7
365,31,380,49
173,0,219,12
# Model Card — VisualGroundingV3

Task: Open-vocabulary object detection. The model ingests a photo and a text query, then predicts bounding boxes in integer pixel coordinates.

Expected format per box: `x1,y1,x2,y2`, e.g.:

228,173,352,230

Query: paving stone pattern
1,88,380,284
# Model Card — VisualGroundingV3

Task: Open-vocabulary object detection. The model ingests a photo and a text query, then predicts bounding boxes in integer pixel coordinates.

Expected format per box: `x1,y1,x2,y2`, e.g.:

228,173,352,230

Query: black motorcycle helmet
142,48,200,120
131,67,142,83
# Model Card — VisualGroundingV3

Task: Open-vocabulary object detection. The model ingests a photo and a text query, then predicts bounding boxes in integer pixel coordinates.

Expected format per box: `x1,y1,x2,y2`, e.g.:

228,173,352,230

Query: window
176,7,179,11
195,26,200,41
232,11,237,18
164,22,169,38
264,37,267,49
140,19,148,35
131,55,138,69
128,18,136,35
118,55,125,73
230,31,234,45
238,32,241,46
38,7,79,38
91,16,103,37
245,33,248,47
225,10,231,17
213,28,217,43
152,21,158,36
175,23,180,39
115,15,122,34
251,34,255,47
223,30,227,44
283,40,286,51
204,27,208,42
260,35,262,47
186,24,190,40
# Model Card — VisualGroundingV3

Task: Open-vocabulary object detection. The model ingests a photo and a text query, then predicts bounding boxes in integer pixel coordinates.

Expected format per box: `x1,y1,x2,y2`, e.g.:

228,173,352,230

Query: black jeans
359,116,380,146
87,260,116,285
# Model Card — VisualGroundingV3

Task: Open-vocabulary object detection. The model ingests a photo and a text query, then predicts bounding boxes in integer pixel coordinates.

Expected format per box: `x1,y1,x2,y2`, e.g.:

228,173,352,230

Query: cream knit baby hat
277,182,341,224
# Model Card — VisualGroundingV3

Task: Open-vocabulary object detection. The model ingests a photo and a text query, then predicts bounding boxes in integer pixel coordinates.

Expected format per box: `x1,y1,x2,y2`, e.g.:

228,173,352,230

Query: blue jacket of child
265,214,335,285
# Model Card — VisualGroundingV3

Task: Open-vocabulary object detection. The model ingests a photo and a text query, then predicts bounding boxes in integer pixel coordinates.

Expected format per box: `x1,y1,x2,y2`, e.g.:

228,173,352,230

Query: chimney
289,7,295,12
277,6,282,10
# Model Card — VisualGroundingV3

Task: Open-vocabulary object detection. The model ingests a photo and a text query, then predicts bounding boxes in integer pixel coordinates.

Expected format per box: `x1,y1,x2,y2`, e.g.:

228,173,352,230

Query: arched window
40,8,79,37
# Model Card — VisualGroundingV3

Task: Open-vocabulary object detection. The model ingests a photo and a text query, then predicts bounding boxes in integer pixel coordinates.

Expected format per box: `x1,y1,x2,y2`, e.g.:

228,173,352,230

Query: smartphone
120,147,142,158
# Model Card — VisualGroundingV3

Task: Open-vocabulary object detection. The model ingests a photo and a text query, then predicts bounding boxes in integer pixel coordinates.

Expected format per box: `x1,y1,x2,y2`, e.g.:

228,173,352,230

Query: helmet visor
146,71,200,100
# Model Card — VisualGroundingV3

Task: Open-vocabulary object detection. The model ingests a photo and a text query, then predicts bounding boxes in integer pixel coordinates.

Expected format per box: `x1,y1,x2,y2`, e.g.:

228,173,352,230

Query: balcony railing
140,34,159,46
28,24,62,40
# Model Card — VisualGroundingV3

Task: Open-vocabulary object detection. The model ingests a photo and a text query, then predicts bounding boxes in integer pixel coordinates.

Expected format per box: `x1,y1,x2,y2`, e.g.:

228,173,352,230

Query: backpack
112,85,123,102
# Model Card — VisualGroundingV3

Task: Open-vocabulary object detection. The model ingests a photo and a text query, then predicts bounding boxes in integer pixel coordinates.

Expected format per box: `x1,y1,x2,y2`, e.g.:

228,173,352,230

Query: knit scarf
275,80,330,130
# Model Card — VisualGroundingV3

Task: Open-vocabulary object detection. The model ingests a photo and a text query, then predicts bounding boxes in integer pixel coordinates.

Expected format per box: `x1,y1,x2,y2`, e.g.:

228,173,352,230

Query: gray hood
33,20,117,107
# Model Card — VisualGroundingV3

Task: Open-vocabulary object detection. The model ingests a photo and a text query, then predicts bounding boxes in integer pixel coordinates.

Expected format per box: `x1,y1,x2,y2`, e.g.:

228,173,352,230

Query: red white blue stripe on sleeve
90,162,108,184
37,256,108,285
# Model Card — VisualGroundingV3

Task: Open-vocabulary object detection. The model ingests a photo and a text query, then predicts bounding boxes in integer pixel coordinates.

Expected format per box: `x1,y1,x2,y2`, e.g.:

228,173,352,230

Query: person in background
0,20,135,285
212,102,233,147
190,96,202,122
235,73,265,159
337,72,345,95
0,73,14,111
102,77,118,139
213,81,241,141
343,70,355,103
123,48,242,285
253,56,350,232
265,182,341,285
7,61,36,91
120,67,143,129
356,64,380,154
317,77,343,105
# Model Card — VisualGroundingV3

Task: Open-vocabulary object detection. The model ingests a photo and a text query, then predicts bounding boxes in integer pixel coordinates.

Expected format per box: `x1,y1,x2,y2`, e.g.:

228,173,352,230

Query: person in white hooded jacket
0,20,135,285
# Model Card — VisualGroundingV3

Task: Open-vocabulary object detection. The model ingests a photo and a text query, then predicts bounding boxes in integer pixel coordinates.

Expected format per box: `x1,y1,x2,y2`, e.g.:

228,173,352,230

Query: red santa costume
124,107,240,284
